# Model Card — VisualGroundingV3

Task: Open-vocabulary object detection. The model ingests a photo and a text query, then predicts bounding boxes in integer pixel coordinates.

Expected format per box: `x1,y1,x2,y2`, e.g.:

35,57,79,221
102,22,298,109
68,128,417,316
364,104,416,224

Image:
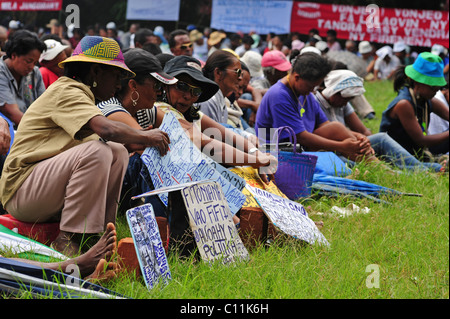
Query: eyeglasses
176,81,202,97
226,68,242,78
179,42,193,50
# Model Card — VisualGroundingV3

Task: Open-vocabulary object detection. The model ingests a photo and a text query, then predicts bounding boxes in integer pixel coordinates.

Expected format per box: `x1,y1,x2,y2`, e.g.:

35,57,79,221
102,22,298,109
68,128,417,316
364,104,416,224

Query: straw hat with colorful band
405,52,446,87
59,36,135,78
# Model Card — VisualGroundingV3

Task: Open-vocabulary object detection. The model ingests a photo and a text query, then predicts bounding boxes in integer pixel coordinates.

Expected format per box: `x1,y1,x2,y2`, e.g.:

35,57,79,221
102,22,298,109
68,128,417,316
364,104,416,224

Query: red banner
290,2,449,48
0,0,62,11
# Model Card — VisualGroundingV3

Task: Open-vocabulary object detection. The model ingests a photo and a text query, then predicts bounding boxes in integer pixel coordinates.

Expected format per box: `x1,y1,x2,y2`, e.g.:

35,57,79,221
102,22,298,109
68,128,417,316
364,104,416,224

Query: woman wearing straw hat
380,52,449,161
0,36,171,256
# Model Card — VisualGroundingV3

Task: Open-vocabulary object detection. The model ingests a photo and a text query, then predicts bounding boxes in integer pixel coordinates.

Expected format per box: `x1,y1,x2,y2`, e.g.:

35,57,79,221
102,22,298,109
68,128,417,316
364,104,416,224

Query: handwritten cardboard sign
141,112,246,215
126,204,171,290
205,157,246,191
181,181,249,264
246,185,329,246
133,180,249,264
231,166,288,208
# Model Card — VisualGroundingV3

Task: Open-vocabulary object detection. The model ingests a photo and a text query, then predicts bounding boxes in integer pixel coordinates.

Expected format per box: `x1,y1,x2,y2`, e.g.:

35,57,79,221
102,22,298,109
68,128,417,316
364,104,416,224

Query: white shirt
428,90,449,136
374,55,400,79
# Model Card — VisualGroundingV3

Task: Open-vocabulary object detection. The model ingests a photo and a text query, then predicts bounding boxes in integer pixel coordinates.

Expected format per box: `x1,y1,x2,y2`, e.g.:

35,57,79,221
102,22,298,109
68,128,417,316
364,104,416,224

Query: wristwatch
248,147,258,154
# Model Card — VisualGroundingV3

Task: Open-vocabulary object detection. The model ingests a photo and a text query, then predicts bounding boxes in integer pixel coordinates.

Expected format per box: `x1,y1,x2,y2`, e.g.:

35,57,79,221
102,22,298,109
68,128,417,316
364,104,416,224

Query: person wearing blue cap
380,52,449,162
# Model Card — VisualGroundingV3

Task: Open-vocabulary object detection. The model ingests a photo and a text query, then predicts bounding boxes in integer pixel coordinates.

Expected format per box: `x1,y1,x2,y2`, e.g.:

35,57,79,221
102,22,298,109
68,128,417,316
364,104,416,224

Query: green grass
2,81,448,300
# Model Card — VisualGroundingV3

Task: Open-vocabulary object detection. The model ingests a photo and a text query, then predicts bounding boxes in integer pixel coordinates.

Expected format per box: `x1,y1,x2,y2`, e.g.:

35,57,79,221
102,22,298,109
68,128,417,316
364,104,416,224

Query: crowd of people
0,19,448,279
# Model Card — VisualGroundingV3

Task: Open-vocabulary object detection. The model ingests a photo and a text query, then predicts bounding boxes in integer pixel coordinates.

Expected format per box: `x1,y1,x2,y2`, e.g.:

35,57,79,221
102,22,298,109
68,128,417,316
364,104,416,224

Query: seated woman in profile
379,52,449,161
153,55,275,171
97,48,178,214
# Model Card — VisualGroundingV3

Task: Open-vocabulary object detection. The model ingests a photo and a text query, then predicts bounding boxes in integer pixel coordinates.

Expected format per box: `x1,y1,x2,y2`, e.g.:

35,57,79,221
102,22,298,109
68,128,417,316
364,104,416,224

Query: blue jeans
369,133,442,172
121,153,166,217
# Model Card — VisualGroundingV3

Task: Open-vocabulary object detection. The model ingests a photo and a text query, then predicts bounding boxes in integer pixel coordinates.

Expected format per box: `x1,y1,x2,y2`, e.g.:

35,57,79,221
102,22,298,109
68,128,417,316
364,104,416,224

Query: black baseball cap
163,55,219,102
123,48,177,85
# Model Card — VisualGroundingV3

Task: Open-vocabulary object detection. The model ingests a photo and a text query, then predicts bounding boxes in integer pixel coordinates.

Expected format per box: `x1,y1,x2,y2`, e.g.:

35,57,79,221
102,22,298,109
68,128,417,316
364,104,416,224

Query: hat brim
150,72,178,85
273,61,292,72
169,69,219,102
59,55,136,79
40,45,69,63
405,65,447,87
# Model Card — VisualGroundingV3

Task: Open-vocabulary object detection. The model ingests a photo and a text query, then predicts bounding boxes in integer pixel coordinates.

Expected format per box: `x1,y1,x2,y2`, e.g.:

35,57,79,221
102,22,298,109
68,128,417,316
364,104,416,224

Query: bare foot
84,258,120,282
10,224,118,281
70,222,117,278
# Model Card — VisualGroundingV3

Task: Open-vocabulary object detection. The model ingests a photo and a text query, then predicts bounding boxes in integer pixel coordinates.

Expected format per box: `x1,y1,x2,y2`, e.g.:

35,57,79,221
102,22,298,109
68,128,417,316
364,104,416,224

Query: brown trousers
6,140,129,234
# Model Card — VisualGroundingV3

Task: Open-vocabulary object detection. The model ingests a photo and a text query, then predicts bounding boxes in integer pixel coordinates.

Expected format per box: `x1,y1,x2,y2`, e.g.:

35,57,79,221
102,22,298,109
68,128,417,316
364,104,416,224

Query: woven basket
271,126,318,200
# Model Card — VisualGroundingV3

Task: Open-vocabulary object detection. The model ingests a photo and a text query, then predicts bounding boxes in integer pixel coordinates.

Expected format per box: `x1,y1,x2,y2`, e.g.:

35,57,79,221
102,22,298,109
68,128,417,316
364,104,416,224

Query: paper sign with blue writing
141,112,246,215
231,166,288,208
189,159,246,215
204,156,246,191
126,204,171,290
181,181,249,264
246,185,329,246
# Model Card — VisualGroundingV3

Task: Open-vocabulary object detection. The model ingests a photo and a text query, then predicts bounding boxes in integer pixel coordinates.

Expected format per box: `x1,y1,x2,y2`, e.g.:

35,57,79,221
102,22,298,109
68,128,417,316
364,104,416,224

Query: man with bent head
169,29,193,57
256,52,378,163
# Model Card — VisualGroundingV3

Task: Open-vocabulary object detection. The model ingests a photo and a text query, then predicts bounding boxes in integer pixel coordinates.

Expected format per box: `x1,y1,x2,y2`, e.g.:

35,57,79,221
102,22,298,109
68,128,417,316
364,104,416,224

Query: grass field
2,80,449,301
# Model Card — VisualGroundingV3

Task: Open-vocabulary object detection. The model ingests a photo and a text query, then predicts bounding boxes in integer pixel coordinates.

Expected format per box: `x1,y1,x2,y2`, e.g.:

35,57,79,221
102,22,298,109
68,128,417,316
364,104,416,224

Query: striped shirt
97,97,157,129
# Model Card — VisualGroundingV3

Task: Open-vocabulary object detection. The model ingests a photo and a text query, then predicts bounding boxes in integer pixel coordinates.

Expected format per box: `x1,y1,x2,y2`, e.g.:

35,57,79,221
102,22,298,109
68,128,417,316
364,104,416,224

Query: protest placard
141,112,246,215
126,204,171,290
230,166,288,208
126,0,180,21
211,0,293,34
204,156,246,191
246,185,329,246
132,180,249,264
181,181,249,264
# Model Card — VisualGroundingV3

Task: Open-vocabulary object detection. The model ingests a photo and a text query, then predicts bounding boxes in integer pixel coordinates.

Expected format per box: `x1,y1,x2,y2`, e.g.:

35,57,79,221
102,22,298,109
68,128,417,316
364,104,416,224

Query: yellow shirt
0,76,103,205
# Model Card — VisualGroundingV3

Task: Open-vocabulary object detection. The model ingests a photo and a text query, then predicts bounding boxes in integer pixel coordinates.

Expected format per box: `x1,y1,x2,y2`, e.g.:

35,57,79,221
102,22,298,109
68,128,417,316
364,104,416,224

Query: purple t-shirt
255,80,329,143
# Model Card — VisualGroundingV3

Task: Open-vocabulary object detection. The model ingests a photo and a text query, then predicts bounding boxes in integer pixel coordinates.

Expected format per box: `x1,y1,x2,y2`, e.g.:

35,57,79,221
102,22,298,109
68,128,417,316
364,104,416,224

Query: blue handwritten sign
126,204,171,290
246,185,329,246
181,181,249,264
141,112,246,215
211,0,293,34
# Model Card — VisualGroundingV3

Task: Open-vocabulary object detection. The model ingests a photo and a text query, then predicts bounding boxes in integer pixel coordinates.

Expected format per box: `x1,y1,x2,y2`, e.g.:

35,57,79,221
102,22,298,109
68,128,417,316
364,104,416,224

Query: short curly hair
4,30,46,59
292,52,333,82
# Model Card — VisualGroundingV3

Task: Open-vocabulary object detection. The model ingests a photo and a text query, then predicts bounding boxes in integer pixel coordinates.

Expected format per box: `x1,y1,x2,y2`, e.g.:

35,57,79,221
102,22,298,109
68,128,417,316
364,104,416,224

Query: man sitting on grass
255,52,380,164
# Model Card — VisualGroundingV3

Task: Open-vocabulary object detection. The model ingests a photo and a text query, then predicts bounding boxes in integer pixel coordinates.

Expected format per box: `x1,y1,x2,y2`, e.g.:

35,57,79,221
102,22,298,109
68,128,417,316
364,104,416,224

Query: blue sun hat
405,52,446,87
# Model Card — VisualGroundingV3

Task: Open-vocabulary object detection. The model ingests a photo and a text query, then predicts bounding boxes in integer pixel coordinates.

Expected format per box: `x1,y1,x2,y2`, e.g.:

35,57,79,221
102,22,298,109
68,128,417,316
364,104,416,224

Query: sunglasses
146,78,163,91
226,68,242,78
176,81,202,97
179,43,193,50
